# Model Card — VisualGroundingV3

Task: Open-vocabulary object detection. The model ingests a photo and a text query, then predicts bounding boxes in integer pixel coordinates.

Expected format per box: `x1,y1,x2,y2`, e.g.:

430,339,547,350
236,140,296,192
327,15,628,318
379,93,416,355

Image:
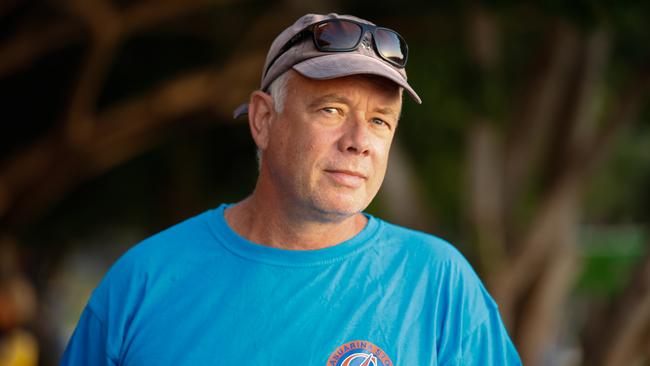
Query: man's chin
308,199,369,223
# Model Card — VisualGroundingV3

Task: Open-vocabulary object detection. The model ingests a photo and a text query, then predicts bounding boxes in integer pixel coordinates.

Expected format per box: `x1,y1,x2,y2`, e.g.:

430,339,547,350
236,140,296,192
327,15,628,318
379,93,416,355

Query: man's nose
338,114,371,156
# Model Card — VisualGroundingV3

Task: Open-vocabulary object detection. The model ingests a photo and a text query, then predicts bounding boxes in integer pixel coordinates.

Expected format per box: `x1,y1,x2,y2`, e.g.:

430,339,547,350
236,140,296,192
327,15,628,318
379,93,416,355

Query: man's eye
322,107,338,114
372,118,390,128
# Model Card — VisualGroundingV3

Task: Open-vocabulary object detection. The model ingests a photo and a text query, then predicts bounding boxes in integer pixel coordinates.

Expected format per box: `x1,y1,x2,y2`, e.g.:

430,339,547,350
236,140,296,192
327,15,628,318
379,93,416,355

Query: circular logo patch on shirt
326,340,393,366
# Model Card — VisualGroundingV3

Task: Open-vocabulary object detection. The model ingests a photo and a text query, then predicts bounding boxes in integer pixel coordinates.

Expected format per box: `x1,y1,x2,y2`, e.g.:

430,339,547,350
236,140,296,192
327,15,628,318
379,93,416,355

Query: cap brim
233,103,249,119
292,53,422,104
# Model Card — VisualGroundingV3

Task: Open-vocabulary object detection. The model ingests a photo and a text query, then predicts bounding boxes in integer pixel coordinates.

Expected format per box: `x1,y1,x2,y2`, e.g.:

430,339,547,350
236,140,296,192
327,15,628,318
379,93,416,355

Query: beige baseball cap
233,13,422,118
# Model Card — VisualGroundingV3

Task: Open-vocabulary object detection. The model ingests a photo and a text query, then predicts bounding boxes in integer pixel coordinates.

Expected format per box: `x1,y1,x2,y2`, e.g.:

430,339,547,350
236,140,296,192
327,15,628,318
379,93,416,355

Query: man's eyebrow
308,94,351,108
374,106,398,117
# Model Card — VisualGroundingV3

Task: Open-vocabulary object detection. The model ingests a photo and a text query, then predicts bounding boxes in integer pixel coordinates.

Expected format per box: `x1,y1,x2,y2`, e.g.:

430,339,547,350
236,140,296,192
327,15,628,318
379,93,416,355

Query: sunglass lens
314,21,363,50
375,28,407,66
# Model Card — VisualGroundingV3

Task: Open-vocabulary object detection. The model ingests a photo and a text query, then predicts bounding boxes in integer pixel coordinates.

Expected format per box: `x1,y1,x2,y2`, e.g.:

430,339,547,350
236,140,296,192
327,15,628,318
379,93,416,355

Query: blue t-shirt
61,204,521,365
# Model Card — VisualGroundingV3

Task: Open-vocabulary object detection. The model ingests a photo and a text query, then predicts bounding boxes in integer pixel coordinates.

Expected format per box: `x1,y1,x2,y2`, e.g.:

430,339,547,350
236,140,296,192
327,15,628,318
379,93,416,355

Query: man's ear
247,90,275,151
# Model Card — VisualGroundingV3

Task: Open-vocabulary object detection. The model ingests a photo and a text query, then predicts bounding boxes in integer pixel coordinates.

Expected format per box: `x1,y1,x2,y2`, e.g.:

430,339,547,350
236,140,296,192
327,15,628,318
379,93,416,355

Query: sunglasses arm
263,30,311,79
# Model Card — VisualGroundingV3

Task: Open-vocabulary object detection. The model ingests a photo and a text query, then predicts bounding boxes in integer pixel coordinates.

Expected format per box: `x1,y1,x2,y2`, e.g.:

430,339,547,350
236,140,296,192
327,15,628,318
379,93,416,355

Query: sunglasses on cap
264,19,409,79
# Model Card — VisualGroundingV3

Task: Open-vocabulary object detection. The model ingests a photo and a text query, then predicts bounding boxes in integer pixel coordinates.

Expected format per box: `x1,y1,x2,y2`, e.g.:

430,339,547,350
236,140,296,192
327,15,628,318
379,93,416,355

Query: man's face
260,72,402,221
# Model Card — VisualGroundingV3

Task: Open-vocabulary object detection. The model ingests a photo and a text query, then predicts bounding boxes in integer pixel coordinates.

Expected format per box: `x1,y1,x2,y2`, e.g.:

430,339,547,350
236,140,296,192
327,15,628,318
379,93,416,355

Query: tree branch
0,22,80,77
514,197,580,365
580,61,650,174
380,139,437,232
584,242,650,366
61,0,121,143
0,0,224,78
503,23,579,233
465,122,506,276
543,29,610,189
0,51,265,226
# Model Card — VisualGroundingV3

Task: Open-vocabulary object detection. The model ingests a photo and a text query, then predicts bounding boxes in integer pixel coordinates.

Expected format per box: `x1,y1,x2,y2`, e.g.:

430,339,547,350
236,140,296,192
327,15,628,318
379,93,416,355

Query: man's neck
224,195,367,250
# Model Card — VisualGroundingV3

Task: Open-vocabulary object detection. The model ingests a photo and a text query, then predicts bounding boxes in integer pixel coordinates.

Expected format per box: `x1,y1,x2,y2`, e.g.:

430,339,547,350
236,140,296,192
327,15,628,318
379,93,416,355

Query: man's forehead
290,72,403,102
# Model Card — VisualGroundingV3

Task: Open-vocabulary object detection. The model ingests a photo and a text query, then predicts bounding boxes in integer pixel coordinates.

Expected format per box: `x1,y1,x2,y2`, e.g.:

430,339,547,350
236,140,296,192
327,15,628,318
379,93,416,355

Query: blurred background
1,0,649,365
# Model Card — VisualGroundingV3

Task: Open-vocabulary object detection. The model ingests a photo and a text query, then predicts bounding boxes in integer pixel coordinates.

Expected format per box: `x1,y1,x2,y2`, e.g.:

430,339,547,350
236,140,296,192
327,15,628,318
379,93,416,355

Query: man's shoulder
375,218,467,265
99,208,217,282
373,217,497,309
125,209,214,259
87,208,219,309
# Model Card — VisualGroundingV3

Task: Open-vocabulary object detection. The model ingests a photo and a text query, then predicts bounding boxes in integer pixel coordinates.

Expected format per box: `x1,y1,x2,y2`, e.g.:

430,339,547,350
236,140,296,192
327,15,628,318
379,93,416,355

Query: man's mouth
324,169,367,188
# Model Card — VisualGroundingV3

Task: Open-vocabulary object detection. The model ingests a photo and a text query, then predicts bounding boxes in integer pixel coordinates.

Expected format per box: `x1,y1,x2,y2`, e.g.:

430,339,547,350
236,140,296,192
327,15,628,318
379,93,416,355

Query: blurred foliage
21,121,259,285
585,118,650,222
577,225,646,297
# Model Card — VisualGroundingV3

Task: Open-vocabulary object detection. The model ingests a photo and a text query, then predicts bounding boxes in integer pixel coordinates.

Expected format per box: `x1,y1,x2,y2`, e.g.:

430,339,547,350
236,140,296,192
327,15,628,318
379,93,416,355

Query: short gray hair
268,71,292,113
256,71,291,167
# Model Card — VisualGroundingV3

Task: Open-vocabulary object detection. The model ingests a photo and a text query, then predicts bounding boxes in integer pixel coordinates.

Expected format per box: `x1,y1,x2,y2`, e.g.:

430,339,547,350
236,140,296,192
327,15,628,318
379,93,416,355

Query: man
62,13,521,365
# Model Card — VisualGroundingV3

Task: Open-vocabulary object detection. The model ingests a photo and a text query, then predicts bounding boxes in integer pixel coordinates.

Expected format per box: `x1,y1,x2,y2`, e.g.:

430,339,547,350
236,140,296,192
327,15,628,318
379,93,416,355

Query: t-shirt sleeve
457,306,521,365
60,240,148,366
60,305,119,366
435,248,522,366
